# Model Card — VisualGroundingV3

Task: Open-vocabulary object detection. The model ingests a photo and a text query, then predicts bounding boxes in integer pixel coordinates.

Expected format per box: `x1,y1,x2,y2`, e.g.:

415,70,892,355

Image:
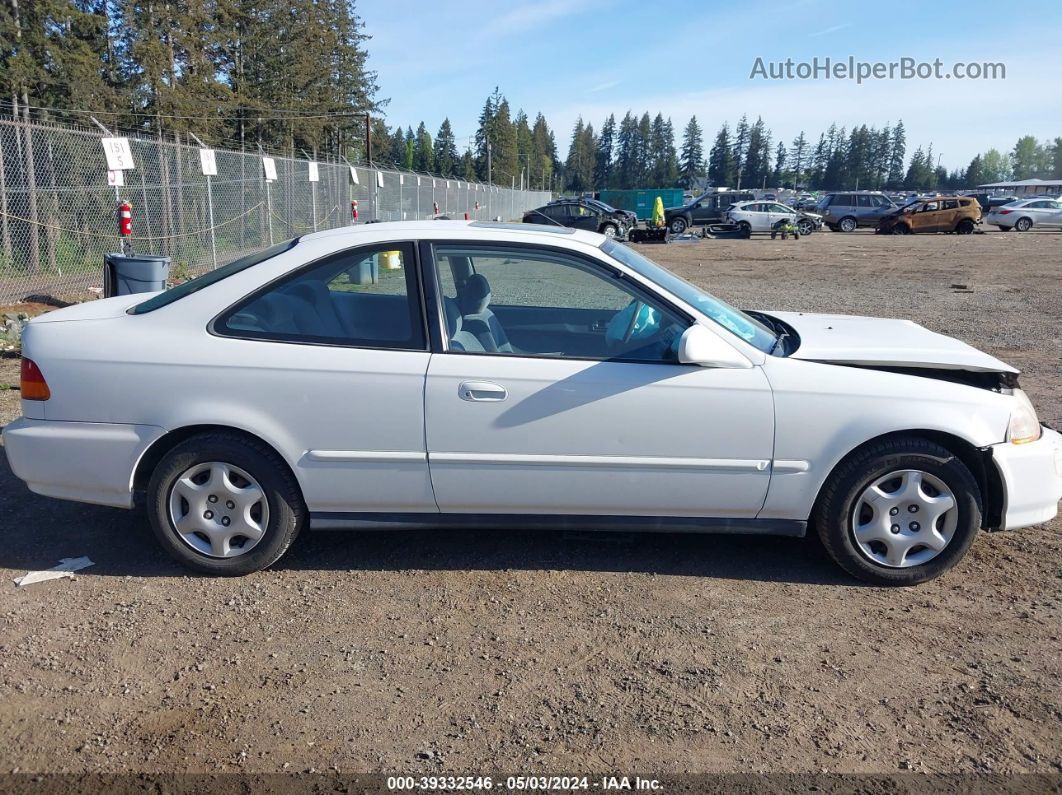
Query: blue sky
358,0,1061,171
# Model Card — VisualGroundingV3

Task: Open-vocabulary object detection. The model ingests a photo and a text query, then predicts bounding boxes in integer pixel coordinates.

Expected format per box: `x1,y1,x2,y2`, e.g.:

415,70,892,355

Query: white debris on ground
14,556,94,587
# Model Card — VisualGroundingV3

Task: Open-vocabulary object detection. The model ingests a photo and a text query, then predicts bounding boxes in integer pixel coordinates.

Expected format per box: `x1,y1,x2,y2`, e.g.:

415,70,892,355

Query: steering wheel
621,300,646,344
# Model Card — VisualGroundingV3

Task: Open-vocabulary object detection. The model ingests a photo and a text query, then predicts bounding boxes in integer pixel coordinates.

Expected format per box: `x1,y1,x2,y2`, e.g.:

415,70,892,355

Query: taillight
20,358,50,401
998,209,1012,215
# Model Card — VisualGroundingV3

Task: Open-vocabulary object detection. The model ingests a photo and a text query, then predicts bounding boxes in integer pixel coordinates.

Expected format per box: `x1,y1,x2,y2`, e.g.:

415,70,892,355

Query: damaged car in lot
4,221,1061,585
876,196,982,235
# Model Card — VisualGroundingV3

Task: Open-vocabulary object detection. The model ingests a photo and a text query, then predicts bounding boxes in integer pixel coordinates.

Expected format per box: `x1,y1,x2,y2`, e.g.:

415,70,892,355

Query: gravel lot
0,228,1059,781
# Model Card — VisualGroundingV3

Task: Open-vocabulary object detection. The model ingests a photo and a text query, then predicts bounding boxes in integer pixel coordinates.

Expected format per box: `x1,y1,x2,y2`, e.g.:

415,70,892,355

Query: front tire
600,222,618,239
796,219,815,236
147,432,306,575
813,436,981,586
669,216,688,234
956,219,975,234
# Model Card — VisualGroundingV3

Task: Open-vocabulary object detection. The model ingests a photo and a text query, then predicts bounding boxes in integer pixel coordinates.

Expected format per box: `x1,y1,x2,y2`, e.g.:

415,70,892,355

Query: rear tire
147,432,306,575
1014,217,1032,232
838,216,858,233
813,436,981,586
737,221,752,236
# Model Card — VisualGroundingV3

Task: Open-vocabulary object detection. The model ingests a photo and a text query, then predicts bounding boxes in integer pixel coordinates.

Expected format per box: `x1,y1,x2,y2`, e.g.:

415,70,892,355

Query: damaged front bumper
990,425,1062,530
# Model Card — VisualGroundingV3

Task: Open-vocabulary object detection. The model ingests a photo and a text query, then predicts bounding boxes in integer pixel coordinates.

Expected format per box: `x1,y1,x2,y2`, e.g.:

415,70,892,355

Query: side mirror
677,324,752,369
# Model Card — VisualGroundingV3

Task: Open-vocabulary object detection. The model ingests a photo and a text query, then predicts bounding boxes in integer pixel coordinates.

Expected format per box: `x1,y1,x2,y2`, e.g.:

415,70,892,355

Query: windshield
601,239,777,353
129,239,298,314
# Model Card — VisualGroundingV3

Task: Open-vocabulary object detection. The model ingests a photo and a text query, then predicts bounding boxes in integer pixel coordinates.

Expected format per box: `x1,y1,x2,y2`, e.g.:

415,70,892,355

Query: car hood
30,293,150,323
767,311,1017,373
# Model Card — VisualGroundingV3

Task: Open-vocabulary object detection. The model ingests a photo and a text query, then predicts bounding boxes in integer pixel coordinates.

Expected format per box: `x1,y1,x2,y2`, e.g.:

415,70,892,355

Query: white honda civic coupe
4,221,1060,585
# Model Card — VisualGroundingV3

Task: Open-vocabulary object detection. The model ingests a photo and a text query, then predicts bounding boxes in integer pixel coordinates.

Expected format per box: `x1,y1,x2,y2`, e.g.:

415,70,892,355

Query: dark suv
523,198,631,237
664,191,755,234
815,192,898,232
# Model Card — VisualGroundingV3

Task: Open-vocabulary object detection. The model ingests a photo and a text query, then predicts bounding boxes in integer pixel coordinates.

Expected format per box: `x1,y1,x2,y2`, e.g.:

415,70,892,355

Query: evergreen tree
964,154,984,188
679,116,705,190
886,120,906,189
707,123,735,188
731,115,750,188
459,149,476,181
530,113,556,189
413,122,433,172
403,126,414,170
564,117,595,192
433,118,458,177
615,112,640,189
772,140,787,187
389,127,406,167
595,114,616,189
789,131,809,188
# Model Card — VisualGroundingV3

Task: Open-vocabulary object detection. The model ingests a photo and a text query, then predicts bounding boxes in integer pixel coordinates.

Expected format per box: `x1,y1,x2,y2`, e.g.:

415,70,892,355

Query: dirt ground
0,227,1060,782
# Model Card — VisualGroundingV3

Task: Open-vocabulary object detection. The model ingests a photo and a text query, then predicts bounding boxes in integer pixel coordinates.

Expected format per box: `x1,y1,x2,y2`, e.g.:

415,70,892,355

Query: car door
769,203,797,229
690,198,712,224
422,241,775,518
1045,200,1062,227
210,242,436,514
568,204,600,232
748,203,772,231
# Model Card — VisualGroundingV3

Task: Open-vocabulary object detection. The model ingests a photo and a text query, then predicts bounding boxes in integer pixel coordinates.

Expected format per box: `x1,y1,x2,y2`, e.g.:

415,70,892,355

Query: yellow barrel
380,250,402,270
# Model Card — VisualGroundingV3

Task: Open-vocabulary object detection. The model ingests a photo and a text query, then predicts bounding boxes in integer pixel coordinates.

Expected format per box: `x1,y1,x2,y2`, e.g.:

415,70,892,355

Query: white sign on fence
101,138,135,170
349,165,360,185
106,169,124,187
376,171,385,188
262,156,277,182
199,148,218,176
308,162,319,182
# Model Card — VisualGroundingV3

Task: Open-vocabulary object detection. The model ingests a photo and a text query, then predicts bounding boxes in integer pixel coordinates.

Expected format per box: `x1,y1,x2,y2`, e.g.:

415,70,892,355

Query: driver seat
458,274,514,353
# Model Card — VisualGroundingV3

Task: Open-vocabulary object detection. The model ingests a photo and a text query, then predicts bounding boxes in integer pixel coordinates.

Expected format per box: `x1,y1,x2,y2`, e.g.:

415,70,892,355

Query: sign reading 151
101,138,135,171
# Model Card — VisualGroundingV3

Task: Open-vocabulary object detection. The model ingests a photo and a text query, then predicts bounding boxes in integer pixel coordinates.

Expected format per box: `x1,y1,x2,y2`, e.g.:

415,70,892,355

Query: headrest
459,273,491,315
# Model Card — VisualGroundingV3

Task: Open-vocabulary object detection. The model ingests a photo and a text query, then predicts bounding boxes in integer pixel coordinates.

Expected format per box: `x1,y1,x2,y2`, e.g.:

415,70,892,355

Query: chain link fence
0,114,551,303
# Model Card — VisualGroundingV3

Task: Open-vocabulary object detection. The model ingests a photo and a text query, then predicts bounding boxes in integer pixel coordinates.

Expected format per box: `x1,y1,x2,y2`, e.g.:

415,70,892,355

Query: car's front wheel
796,219,815,236
600,222,619,239
669,217,688,234
147,432,305,575
813,436,981,586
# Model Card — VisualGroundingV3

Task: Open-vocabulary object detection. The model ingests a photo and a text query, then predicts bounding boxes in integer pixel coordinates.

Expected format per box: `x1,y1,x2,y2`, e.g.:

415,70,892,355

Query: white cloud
809,23,852,37
589,80,621,94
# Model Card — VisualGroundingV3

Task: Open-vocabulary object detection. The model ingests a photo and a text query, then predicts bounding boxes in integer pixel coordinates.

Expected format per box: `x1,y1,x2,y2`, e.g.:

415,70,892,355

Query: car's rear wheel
796,219,815,236
813,436,981,586
736,221,752,235
669,217,688,234
956,219,975,234
147,432,305,575
838,216,858,233
1014,217,1032,232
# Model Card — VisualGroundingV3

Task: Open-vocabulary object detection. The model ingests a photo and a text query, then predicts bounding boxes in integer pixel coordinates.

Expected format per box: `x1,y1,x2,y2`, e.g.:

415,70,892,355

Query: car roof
297,219,605,249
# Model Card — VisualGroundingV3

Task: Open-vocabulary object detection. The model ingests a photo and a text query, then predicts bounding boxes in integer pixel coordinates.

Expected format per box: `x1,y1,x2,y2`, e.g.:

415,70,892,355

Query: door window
433,245,687,363
216,243,425,350
856,195,872,207
943,200,959,209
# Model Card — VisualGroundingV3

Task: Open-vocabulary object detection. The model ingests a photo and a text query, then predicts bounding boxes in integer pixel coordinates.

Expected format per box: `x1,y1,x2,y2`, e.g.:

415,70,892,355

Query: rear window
129,239,299,315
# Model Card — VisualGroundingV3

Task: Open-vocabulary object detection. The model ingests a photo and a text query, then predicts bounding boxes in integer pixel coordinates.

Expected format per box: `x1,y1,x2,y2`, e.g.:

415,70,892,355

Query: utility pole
487,142,492,219
365,113,372,164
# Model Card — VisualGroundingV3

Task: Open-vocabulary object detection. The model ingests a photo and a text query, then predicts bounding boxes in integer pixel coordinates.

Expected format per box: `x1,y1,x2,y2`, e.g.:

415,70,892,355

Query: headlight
1008,388,1042,444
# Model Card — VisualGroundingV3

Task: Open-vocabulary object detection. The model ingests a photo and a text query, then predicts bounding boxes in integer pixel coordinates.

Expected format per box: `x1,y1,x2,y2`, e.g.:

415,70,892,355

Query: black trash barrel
104,253,170,297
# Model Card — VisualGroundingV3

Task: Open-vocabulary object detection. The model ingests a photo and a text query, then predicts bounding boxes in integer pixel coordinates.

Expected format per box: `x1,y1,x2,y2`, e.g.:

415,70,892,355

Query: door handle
459,381,508,402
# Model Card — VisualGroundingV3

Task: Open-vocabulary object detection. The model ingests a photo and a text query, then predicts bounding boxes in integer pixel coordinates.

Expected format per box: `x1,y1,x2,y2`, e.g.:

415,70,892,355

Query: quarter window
216,243,425,350
434,244,687,363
